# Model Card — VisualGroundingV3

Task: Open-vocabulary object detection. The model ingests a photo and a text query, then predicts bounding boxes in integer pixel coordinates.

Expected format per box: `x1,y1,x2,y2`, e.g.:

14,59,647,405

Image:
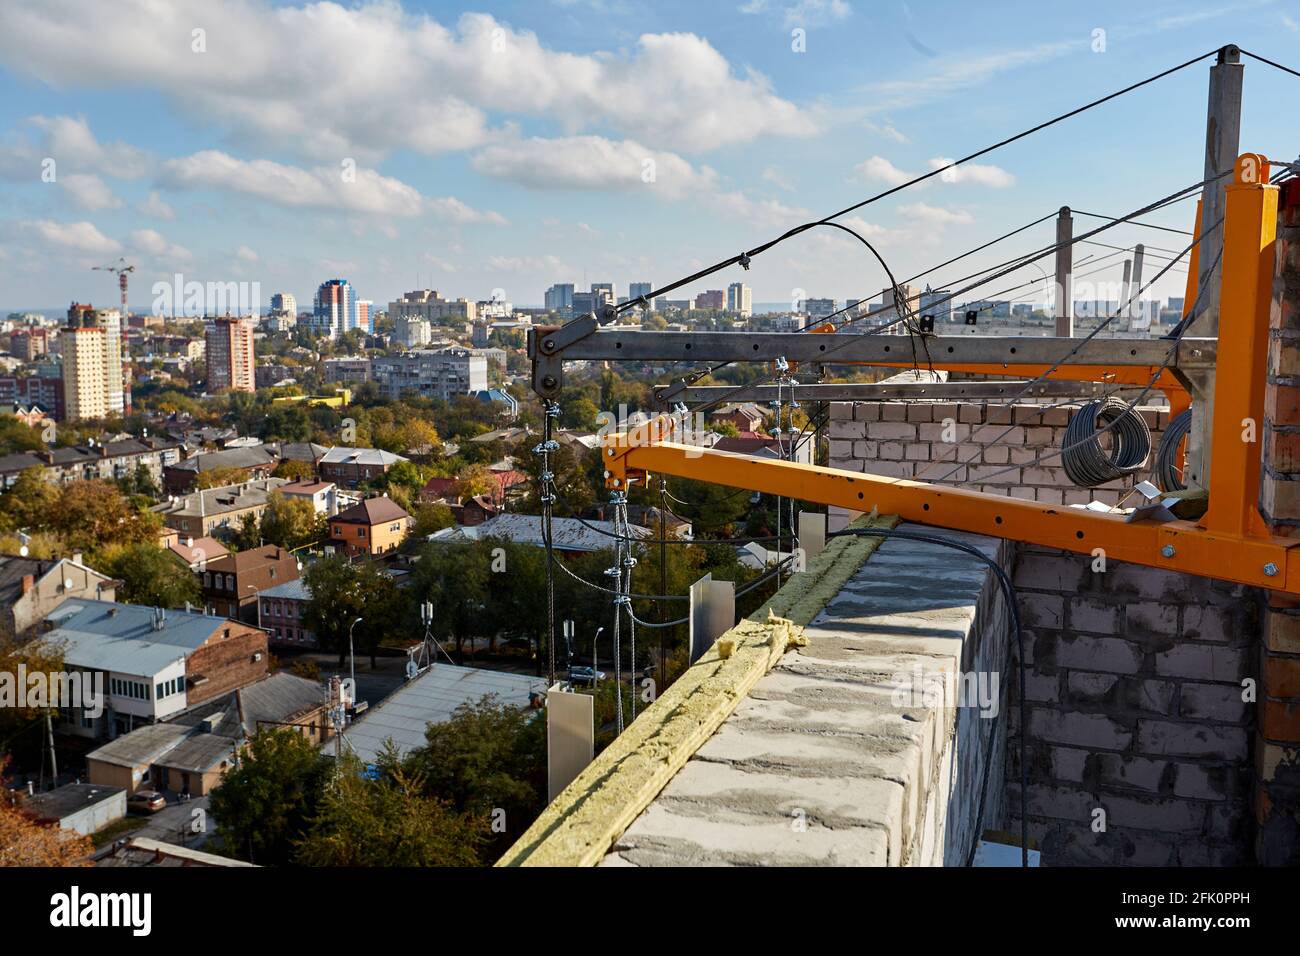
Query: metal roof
429,513,650,553
339,664,546,765
259,578,311,601
40,600,228,677
319,447,407,466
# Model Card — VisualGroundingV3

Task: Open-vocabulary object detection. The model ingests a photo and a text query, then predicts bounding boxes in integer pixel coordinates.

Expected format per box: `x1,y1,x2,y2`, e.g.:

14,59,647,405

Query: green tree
302,556,401,666
411,502,455,538
294,754,484,867
209,728,332,866
400,695,546,860
0,468,59,534
259,491,323,550
97,544,202,609
229,511,261,551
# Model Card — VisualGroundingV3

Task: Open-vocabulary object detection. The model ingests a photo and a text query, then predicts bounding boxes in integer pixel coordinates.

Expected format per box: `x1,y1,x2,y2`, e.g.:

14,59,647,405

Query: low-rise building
317,447,407,488
279,479,337,515
0,437,183,489
257,578,315,647
163,444,277,493
0,554,116,637
84,673,329,796
23,782,126,836
327,496,411,556
42,599,269,741
152,478,290,540
200,545,300,624
370,348,487,401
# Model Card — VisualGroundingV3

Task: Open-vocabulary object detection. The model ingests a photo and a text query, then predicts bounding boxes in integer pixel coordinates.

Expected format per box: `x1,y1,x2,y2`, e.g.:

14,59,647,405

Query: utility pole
1120,259,1132,321
1130,244,1146,326
1054,206,1074,336
1185,45,1244,492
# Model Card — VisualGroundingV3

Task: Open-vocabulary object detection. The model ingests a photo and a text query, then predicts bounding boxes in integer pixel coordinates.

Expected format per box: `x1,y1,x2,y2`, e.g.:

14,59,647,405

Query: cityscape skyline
3,1,1297,313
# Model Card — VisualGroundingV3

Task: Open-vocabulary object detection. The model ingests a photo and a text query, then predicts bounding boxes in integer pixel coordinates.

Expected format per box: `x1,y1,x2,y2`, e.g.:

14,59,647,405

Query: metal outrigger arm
542,154,1298,594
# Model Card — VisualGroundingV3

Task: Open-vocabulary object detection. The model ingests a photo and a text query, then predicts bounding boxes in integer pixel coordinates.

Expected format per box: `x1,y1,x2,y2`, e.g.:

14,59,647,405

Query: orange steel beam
600,154,1296,594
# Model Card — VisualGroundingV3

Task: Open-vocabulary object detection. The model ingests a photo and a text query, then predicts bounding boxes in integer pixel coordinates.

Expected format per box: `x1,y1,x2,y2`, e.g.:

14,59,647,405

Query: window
262,600,270,615
269,567,277,580
203,572,211,587
357,527,366,537
225,574,235,591
156,682,163,699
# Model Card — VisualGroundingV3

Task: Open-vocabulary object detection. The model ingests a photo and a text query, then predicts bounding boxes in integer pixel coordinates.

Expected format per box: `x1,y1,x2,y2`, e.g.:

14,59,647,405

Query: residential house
200,544,300,624
0,436,183,490
327,496,411,557
710,402,767,433
40,599,268,740
160,533,229,570
152,478,289,540
163,444,277,493
257,578,315,648
84,672,329,796
318,447,407,488
279,479,337,516
0,554,116,637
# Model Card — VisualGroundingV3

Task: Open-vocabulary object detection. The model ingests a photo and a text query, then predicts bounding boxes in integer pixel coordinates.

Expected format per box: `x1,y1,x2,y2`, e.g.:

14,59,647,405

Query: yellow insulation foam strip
497,512,899,867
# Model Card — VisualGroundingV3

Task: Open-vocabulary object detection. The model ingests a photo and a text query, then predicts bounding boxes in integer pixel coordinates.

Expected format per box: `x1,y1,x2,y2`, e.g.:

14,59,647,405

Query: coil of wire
1061,397,1152,488
1154,408,1192,492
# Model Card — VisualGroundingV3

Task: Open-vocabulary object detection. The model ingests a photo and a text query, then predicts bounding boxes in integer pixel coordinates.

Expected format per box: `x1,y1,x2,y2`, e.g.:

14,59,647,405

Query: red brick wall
1257,178,1300,864
185,624,269,707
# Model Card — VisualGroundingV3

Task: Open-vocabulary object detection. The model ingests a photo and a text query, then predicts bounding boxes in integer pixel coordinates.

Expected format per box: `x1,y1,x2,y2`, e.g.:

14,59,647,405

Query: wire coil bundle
1155,408,1192,492
1061,398,1152,488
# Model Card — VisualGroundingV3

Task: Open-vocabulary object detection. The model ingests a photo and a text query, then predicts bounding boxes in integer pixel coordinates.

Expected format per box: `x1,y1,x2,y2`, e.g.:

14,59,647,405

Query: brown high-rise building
205,316,256,393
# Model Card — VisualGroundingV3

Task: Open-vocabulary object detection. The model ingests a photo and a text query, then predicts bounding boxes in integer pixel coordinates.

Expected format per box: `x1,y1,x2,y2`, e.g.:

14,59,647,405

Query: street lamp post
348,616,363,710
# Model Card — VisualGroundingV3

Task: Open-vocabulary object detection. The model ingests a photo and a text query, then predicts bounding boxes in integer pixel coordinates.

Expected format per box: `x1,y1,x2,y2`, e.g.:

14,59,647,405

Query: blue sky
0,0,1297,313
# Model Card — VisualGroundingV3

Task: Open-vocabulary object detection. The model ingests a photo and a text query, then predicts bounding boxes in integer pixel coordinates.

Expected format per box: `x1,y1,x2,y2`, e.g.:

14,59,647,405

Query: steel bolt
1160,544,1176,558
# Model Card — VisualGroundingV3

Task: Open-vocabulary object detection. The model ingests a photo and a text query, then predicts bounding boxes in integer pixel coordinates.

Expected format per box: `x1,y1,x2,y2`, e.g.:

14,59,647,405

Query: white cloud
130,228,192,262
899,202,973,226
1284,13,1299,30
27,115,151,178
235,245,258,262
927,157,1015,188
14,218,121,254
853,155,911,186
783,0,851,28
160,150,502,223
865,120,909,144
762,166,796,191
138,191,175,220
853,154,1014,189
0,3,812,158
472,135,804,225
60,173,121,210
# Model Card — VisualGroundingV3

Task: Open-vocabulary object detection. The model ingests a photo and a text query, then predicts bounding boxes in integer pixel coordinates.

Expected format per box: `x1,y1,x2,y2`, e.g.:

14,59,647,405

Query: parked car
127,790,166,814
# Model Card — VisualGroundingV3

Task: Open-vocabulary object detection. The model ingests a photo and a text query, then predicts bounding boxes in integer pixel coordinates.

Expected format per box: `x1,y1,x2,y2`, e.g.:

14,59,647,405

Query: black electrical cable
828,526,1028,868
610,47,1218,317
1155,408,1193,492
1060,397,1153,487
1072,210,1193,236
1240,48,1300,80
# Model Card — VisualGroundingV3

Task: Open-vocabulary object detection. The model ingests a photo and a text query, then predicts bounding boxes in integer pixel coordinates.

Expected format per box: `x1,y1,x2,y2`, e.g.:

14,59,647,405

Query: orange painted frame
601,154,1298,594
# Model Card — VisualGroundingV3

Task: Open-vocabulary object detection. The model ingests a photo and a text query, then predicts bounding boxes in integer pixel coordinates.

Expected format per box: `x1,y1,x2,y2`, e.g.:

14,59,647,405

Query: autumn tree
259,491,323,550
0,802,92,866
96,543,201,609
0,468,59,534
49,480,160,555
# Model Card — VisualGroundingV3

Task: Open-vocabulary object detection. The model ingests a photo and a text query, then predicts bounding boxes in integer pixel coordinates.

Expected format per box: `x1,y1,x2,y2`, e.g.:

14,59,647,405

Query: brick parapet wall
1257,177,1300,864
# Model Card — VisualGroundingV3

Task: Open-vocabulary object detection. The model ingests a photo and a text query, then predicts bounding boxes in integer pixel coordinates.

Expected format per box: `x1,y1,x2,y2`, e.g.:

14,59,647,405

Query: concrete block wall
828,399,1168,508
1258,177,1300,864
827,399,1259,865
1006,547,1256,865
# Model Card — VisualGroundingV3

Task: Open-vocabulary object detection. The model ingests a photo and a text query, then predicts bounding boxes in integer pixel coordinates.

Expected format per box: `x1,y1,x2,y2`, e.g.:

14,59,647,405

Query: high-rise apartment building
919,287,953,323
591,282,615,302
695,290,725,311
727,282,753,317
62,304,110,422
357,300,372,333
311,279,361,339
269,292,297,317
205,316,256,393
628,282,653,304
387,289,477,326
370,348,488,401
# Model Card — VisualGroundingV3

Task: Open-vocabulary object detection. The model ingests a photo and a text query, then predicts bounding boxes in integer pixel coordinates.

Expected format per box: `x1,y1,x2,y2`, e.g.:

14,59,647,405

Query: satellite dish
64,579,74,590
404,660,419,679
19,545,28,557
